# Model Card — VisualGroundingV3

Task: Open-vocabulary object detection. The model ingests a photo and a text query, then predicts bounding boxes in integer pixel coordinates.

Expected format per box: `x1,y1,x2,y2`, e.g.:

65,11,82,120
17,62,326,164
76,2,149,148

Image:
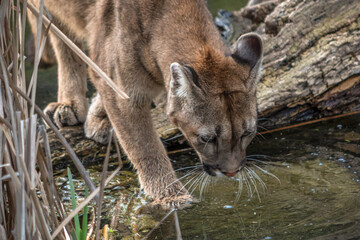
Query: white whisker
166,168,200,189
200,175,210,200
247,167,267,192
205,174,211,194
256,132,266,140
174,165,202,172
253,165,281,183
162,165,201,181
235,171,244,203
257,125,269,131
245,167,261,202
176,171,203,196
189,172,206,195
246,158,269,165
243,172,252,198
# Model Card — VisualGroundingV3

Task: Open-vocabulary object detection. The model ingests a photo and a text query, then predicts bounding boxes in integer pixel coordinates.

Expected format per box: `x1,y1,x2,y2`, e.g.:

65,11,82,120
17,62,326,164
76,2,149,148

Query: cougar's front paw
153,194,194,209
84,114,112,144
145,179,194,209
44,100,88,128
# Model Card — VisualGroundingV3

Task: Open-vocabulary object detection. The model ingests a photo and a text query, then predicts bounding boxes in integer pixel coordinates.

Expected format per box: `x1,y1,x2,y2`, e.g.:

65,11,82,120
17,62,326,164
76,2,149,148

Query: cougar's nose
222,171,239,177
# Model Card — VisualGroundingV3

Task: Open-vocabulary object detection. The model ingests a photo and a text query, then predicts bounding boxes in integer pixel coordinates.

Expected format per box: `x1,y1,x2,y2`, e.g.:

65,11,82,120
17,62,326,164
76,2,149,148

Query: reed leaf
68,167,81,240
81,186,89,240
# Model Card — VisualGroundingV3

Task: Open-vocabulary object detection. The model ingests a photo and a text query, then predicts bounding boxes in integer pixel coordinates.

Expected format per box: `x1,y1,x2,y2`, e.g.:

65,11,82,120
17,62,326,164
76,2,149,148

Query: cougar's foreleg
97,84,192,207
43,30,88,128
84,94,112,144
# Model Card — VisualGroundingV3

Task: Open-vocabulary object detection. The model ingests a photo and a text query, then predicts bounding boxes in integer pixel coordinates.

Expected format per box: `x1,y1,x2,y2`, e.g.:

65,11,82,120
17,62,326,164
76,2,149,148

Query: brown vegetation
0,1,123,239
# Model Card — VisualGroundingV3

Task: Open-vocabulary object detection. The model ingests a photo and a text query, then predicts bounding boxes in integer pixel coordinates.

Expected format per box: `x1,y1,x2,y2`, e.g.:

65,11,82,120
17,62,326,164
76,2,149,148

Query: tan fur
29,0,263,206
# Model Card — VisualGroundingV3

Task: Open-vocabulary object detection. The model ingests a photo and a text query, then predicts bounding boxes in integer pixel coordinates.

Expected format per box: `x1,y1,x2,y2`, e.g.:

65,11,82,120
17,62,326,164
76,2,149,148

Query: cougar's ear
232,33,263,88
232,33,263,69
169,62,191,98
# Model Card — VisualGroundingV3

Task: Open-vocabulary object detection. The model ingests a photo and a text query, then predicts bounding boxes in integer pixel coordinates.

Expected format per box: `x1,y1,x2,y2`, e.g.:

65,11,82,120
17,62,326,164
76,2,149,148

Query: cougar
28,0,263,206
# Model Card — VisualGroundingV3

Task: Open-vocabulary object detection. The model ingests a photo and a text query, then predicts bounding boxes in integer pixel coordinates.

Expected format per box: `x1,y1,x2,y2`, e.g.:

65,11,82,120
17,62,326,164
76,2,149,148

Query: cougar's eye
198,135,216,144
242,131,253,138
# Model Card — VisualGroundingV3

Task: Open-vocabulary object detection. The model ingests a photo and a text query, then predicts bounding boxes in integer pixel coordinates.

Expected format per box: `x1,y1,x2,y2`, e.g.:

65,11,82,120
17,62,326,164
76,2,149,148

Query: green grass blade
81,186,89,240
67,167,81,240
71,230,77,240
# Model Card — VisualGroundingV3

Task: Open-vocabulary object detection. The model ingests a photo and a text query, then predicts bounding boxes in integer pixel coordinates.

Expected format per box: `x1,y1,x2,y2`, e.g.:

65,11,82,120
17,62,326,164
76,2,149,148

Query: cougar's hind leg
43,30,89,128
84,94,112,144
27,7,56,67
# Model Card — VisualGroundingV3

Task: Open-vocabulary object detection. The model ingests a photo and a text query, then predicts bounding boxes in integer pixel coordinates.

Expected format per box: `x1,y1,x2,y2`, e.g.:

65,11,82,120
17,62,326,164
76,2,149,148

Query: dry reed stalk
0,0,123,239
86,207,96,240
10,81,98,199
1,0,184,238
95,130,114,240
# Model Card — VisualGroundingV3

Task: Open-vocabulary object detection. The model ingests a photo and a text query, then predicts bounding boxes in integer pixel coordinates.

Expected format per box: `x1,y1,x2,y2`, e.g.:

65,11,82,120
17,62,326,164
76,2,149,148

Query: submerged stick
174,209,182,240
143,208,176,239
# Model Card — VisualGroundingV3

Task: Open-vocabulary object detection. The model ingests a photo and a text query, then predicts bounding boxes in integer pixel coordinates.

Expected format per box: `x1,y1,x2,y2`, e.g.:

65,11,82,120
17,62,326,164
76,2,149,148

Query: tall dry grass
0,0,123,239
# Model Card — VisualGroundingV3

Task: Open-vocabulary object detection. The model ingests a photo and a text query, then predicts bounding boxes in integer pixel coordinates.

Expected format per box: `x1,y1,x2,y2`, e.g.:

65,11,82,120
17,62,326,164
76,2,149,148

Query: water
171,161,360,239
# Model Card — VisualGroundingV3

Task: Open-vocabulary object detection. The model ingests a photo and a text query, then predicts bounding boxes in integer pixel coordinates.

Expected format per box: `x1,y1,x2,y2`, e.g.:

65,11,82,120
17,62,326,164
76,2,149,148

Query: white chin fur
215,170,223,177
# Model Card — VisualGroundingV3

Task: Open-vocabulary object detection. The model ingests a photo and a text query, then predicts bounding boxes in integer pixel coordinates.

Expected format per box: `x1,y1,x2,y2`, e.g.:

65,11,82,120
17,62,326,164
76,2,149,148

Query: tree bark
254,0,360,127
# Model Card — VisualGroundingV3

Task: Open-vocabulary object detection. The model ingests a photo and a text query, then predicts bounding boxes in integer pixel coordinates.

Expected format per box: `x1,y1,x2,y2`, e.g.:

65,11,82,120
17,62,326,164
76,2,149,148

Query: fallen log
256,0,360,127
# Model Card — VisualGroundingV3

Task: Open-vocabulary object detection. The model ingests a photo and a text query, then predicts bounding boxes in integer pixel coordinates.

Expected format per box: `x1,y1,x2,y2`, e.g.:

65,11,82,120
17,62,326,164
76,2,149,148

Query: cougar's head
167,33,263,177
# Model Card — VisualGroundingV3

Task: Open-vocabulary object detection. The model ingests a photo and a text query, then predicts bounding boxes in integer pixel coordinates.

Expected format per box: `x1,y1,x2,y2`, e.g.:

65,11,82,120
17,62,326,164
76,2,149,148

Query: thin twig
143,208,176,239
95,130,113,240
174,209,183,240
